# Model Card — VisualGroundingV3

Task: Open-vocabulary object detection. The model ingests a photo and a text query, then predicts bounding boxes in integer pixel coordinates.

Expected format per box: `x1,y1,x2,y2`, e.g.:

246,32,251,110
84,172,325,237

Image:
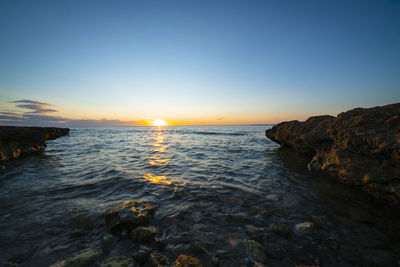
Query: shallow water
0,126,399,266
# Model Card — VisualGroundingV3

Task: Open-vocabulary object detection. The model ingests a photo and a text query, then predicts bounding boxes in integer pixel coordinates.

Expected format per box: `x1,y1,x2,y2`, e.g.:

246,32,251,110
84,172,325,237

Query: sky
0,0,399,126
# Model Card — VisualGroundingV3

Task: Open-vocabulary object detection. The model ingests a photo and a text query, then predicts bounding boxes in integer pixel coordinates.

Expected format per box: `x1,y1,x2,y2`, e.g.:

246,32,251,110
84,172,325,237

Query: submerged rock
100,256,136,267
265,103,400,207
172,255,202,267
50,248,101,267
265,243,286,259
101,234,118,251
130,226,158,242
244,240,267,263
0,126,69,161
104,201,156,236
293,222,314,236
246,225,265,240
269,223,292,238
133,245,151,264
188,241,209,255
146,251,169,267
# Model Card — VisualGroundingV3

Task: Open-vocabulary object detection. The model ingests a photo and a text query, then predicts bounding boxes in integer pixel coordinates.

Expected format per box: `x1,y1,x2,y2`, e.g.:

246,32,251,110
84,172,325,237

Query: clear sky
1,0,399,126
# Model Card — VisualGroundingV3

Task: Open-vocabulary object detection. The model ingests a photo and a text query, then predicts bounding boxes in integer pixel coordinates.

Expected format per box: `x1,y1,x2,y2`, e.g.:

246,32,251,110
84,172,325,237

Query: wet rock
50,248,101,267
265,243,286,259
0,126,69,161
246,225,265,240
265,194,279,201
218,242,248,267
293,222,314,236
102,234,118,251
172,255,202,267
177,232,192,244
100,256,136,267
133,245,151,264
155,237,169,248
269,223,292,238
104,201,156,236
146,251,169,267
244,240,267,263
188,241,209,255
265,103,400,208
130,226,158,242
169,243,188,258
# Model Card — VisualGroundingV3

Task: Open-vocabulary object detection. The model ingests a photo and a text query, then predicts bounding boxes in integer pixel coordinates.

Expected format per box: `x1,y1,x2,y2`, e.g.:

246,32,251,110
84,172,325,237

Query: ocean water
0,126,399,266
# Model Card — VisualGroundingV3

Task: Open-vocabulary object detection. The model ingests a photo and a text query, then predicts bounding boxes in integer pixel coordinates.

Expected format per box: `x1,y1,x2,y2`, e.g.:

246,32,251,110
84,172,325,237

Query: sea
0,126,399,266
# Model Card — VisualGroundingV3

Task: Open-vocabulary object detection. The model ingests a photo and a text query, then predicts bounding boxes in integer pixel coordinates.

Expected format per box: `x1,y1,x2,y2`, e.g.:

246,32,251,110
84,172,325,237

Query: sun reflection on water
148,157,169,166
143,173,173,185
142,126,186,190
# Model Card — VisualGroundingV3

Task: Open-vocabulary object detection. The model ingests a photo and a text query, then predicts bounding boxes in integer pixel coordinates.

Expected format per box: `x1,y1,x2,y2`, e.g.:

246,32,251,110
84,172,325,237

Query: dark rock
246,225,265,240
133,245,151,264
100,256,136,267
101,234,118,251
177,232,192,244
269,223,292,238
168,243,188,259
146,251,169,267
265,243,286,259
244,240,267,264
172,255,202,267
188,241,208,255
155,237,169,248
104,201,156,236
293,222,314,236
50,248,101,267
265,103,400,207
130,226,158,242
0,126,69,161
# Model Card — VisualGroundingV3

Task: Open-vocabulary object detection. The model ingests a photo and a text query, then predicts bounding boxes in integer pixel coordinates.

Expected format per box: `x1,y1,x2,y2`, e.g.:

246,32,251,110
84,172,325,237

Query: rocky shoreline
0,126,70,161
266,103,400,208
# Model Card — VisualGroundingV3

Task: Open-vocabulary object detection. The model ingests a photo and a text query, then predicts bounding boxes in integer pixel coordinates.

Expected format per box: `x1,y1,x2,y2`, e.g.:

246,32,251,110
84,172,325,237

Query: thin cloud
1,99,138,127
11,100,59,114
11,100,54,106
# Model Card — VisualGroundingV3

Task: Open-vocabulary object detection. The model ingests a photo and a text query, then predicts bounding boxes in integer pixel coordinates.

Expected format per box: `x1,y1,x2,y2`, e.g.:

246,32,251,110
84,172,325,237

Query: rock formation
0,126,70,161
266,103,400,208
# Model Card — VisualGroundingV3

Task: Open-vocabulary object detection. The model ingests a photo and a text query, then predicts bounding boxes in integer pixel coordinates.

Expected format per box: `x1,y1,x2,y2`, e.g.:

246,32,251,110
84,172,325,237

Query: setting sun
151,118,167,127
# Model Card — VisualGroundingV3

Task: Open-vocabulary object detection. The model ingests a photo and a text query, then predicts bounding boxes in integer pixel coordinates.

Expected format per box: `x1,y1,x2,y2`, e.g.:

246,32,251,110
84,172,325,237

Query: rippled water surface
1,126,400,266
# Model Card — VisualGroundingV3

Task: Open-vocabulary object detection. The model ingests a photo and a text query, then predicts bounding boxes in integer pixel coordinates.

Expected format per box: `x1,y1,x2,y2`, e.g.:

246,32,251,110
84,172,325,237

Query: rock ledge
265,103,400,207
0,126,69,161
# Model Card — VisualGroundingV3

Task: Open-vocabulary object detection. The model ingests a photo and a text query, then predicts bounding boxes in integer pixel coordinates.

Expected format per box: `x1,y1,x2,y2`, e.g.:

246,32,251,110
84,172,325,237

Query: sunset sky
1,0,400,126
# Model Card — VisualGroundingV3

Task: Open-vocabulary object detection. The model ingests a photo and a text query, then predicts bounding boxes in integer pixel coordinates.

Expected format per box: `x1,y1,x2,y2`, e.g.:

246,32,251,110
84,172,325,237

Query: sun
151,118,167,127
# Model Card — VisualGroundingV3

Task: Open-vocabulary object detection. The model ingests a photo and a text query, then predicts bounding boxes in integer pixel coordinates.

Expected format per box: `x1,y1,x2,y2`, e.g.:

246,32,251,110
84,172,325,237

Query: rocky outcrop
50,248,101,267
266,103,400,207
104,201,156,236
0,126,69,161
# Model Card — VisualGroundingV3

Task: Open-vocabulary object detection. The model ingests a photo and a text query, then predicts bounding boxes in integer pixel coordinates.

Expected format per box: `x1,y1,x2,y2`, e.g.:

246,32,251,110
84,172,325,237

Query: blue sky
1,0,399,126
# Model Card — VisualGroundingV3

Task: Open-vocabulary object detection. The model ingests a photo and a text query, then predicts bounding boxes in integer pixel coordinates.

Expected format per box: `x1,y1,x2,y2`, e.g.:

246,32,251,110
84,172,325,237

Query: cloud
0,99,138,127
12,100,54,106
10,99,58,114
